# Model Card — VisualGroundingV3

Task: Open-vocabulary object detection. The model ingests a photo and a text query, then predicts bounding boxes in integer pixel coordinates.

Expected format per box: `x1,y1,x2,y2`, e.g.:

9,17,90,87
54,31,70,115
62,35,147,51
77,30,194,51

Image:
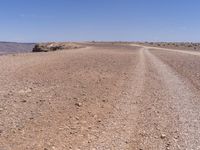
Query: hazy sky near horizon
0,0,200,42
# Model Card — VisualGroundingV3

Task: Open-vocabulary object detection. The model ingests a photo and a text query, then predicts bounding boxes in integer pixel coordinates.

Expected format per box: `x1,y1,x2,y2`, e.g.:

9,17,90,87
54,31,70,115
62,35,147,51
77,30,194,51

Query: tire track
132,44,200,56
145,48,200,149
89,48,146,150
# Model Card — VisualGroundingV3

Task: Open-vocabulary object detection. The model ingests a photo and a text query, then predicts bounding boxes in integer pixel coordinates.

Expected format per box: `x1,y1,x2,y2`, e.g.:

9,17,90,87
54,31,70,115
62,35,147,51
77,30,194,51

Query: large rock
32,42,84,52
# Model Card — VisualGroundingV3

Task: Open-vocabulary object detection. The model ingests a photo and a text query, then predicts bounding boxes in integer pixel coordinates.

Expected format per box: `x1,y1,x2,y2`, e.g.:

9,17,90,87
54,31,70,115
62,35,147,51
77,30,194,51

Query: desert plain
0,42,200,149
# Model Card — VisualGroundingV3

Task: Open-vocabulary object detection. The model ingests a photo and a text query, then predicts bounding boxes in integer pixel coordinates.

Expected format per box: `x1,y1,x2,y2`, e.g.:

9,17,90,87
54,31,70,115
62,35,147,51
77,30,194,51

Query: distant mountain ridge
0,42,35,55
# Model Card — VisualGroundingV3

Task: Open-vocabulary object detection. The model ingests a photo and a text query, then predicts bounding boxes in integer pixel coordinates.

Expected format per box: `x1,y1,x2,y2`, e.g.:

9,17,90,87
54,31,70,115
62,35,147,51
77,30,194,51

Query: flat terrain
0,43,200,149
136,42,200,52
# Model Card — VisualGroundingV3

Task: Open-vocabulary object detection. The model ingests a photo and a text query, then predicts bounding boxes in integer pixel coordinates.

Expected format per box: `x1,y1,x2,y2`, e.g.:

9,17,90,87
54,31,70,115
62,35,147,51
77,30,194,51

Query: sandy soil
0,43,200,150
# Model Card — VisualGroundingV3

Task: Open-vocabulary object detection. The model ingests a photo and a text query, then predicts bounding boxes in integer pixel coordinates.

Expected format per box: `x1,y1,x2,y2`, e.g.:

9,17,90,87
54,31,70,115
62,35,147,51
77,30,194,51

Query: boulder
32,42,84,52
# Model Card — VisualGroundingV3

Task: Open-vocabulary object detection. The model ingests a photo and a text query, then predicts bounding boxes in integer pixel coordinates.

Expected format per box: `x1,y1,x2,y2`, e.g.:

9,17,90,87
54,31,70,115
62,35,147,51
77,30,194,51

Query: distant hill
0,42,35,55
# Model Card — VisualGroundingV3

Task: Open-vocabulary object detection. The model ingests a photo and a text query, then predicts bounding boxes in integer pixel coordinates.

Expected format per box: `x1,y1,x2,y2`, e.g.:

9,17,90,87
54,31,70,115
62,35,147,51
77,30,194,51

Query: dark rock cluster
32,42,84,52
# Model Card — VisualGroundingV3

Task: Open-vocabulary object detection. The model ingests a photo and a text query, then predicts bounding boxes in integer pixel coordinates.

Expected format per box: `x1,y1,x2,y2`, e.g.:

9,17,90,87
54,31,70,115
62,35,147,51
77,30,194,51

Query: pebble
18,88,32,94
82,93,86,96
21,100,27,103
102,99,106,102
161,134,166,139
75,102,82,107
73,97,78,100
29,117,34,120
75,116,80,120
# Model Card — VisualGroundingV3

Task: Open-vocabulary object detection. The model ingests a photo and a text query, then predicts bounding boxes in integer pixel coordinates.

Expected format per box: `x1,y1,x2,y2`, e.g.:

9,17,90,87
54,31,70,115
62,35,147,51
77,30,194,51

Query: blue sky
0,0,200,42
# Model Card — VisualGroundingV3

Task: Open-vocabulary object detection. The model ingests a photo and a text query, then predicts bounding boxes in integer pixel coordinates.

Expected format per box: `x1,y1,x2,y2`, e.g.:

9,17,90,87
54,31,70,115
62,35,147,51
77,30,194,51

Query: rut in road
145,48,200,149
89,48,146,150
132,44,200,56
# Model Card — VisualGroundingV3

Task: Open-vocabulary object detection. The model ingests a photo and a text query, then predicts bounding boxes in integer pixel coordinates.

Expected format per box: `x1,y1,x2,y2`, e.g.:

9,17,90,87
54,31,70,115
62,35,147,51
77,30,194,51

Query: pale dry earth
0,43,200,150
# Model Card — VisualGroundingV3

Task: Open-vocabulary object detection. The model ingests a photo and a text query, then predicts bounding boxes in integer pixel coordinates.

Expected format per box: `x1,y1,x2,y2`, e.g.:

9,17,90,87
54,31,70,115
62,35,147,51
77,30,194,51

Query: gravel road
0,44,200,150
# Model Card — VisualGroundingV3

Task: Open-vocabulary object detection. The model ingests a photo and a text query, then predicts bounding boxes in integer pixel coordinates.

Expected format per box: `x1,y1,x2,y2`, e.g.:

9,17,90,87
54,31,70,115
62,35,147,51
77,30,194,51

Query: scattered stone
69,131,73,135
81,93,86,96
102,99,106,102
29,117,34,120
166,142,171,150
21,100,27,103
75,102,82,107
161,134,166,139
26,88,32,93
93,115,98,118
73,97,78,100
18,90,25,94
174,135,179,139
75,116,80,120
18,88,32,94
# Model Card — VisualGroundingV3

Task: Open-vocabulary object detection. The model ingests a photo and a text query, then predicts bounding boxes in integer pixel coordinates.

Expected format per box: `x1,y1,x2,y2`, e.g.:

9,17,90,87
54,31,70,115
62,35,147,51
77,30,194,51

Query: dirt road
0,44,200,150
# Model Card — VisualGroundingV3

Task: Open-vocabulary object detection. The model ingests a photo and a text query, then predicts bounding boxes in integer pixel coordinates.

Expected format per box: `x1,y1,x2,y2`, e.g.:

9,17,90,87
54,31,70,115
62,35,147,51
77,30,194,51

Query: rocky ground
0,43,200,150
32,42,84,52
136,42,200,51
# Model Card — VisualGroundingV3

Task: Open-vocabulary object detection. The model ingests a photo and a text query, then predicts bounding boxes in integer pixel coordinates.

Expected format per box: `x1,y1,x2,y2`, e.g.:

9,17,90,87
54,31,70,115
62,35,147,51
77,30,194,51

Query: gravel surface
0,44,200,149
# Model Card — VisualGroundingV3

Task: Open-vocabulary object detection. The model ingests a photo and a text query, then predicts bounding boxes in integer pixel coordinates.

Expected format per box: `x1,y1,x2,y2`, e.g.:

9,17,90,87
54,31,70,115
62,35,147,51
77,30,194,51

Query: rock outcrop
32,42,84,52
